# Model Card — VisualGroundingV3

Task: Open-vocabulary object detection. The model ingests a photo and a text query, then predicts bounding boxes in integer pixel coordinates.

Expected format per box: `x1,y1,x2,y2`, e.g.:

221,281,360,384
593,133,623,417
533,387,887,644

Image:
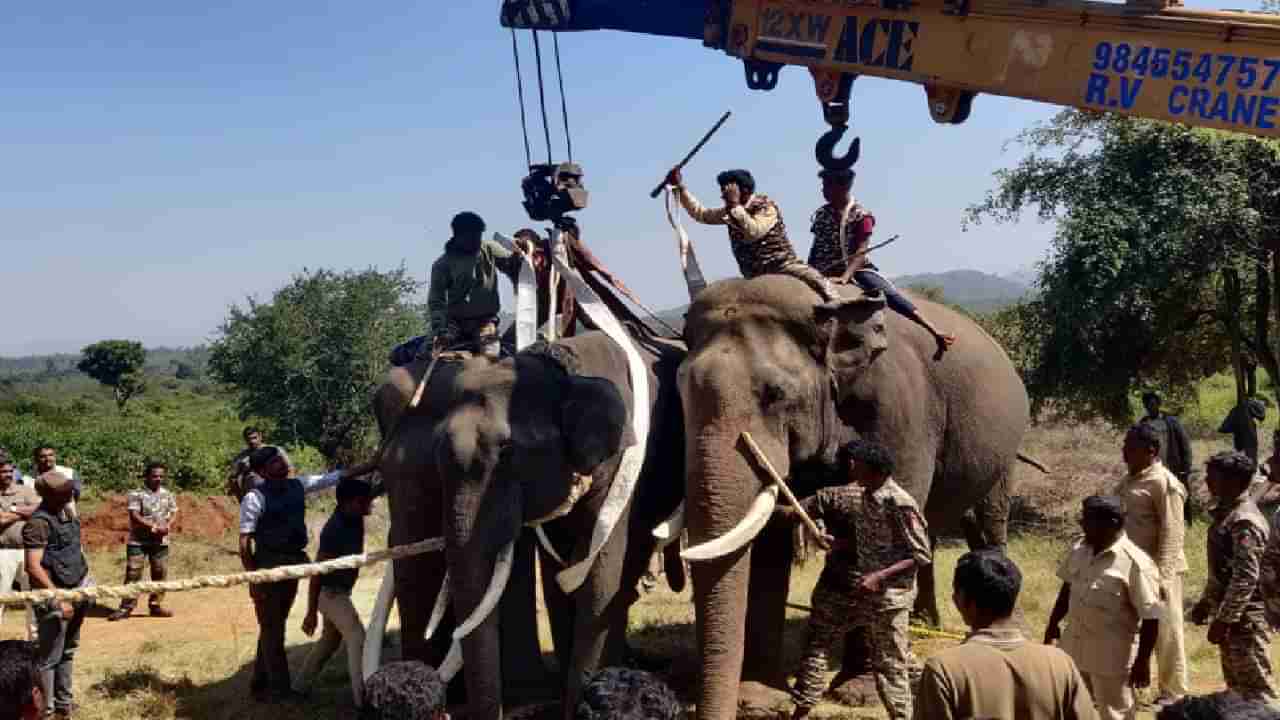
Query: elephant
675,276,1035,720
370,327,687,720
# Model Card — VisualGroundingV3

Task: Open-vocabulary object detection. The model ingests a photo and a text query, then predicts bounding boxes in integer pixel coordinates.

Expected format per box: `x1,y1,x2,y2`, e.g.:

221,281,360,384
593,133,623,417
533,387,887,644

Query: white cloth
239,471,342,534
296,588,366,707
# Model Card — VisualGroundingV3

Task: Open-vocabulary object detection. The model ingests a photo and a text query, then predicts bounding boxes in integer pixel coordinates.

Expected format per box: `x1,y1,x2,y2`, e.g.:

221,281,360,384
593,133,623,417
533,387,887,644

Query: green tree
966,110,1280,425
77,340,148,412
208,266,423,461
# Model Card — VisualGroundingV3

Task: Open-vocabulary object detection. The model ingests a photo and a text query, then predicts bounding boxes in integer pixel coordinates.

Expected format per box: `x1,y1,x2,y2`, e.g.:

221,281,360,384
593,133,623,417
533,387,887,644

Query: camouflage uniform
118,486,178,612
790,479,931,720
807,201,872,278
1259,507,1280,627
674,187,838,301
1197,494,1278,703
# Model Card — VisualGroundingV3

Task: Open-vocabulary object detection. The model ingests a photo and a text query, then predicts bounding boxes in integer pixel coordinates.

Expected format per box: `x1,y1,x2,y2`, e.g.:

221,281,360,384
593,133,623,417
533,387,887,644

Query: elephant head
676,277,886,720
433,343,629,720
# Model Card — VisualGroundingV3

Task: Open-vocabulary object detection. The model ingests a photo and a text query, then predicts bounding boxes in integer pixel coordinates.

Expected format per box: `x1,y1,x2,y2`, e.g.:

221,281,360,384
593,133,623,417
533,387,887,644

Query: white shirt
238,471,342,534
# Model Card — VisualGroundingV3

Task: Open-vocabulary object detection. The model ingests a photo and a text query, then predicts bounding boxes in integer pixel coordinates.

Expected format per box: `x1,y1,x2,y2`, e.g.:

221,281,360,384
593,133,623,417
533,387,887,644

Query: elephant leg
974,468,1011,552
960,507,987,549
500,531,556,704
539,544,575,682
741,520,792,687
561,518,633,720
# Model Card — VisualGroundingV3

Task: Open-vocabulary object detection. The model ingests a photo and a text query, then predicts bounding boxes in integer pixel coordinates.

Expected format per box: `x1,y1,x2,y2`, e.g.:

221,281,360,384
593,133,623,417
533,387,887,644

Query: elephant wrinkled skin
374,329,686,720
678,277,1031,720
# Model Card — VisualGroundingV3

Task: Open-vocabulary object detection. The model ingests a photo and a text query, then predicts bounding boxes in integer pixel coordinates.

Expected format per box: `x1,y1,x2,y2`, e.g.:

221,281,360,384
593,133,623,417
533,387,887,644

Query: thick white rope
0,537,444,606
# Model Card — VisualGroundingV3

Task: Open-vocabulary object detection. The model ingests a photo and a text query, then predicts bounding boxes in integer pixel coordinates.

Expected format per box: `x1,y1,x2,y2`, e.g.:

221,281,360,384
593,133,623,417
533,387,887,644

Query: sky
0,1,1242,356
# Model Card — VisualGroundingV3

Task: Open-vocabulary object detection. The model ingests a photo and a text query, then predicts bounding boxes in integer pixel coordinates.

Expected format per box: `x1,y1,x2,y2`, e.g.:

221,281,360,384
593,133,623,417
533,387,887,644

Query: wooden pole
740,431,828,549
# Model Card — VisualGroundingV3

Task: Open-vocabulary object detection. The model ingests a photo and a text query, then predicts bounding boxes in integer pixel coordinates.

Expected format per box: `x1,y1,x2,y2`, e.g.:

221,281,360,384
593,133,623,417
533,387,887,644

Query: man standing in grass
778,439,931,720
1045,495,1162,720
108,461,178,622
1191,451,1278,704
1115,423,1188,708
294,478,379,707
238,448,375,702
0,452,38,640
23,472,91,720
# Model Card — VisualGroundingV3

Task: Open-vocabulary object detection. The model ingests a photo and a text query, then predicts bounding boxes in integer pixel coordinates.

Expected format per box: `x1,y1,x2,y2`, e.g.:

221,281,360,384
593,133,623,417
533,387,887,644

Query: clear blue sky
0,1,1241,356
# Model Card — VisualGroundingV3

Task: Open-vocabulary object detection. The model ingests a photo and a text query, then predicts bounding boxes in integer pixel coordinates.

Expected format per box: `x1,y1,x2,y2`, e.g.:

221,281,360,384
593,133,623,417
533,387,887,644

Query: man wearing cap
664,166,840,302
806,167,955,356
425,211,524,359
0,453,38,640
1045,495,1162,720
293,478,381,707
238,448,376,702
1191,451,1278,703
23,471,92,720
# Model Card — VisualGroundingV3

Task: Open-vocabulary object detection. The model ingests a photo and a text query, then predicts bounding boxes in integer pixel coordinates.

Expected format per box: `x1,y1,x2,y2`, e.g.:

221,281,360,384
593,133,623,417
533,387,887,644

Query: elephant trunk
685,424,787,720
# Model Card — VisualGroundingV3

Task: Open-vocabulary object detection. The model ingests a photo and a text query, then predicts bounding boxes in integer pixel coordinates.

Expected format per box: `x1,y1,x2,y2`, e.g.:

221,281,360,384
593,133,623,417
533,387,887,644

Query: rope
552,32,573,162
785,602,968,641
531,30,554,165
511,29,534,169
0,537,444,607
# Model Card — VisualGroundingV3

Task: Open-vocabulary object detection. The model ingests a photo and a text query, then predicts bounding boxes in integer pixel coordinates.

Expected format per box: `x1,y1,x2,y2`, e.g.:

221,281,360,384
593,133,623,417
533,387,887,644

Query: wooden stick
740,431,828,549
650,110,732,198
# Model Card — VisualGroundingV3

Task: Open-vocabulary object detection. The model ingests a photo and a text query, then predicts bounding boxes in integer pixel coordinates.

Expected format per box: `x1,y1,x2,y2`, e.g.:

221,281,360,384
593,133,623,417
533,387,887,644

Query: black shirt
317,510,364,593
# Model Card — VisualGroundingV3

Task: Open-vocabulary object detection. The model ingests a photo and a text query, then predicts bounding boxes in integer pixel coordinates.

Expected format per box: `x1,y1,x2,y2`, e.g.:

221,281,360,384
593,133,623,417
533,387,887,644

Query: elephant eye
760,382,785,408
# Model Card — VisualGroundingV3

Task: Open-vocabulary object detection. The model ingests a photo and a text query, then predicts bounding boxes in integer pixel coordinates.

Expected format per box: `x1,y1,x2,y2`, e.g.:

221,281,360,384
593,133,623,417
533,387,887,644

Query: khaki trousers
1158,573,1188,698
1082,672,1135,720
295,589,365,707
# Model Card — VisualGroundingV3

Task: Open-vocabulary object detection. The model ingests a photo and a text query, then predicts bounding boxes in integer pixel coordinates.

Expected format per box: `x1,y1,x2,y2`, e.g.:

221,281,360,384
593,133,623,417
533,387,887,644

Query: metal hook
815,126,860,171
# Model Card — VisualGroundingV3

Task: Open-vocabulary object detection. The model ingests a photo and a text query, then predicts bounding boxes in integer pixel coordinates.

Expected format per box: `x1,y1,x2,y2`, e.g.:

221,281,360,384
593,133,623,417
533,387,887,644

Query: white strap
493,232,539,349
665,188,707,300
547,227,650,594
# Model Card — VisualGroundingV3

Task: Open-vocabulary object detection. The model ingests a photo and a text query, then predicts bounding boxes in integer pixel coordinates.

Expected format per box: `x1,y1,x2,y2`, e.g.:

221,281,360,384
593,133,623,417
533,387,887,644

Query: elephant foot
737,680,792,719
825,673,878,708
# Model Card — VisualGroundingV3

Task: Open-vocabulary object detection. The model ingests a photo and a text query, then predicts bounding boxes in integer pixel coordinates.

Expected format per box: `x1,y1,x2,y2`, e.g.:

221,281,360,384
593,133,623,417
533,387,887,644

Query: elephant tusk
452,540,515,641
681,485,779,562
526,472,594,527
652,501,685,547
437,637,464,683
424,570,450,640
535,526,567,566
362,563,396,681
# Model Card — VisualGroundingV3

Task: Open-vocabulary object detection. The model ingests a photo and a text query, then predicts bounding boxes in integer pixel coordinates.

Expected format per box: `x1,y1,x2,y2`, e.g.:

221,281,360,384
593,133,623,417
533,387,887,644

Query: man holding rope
807,168,955,356
238,448,376,703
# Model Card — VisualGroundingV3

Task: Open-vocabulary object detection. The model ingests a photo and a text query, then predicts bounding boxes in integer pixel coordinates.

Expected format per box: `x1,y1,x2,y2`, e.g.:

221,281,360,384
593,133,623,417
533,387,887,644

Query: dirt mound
80,494,239,551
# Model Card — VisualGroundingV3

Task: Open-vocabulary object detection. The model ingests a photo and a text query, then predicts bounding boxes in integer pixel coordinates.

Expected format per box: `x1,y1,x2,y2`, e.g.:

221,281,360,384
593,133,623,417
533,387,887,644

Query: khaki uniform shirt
0,482,39,549
1113,461,1187,580
1057,533,1163,676
915,626,1099,720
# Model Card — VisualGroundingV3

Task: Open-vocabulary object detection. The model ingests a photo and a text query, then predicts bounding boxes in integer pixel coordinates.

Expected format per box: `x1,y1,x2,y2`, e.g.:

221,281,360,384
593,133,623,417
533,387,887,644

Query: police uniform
1113,461,1188,700
1056,532,1162,720
790,479,931,720
1196,494,1279,703
673,186,838,301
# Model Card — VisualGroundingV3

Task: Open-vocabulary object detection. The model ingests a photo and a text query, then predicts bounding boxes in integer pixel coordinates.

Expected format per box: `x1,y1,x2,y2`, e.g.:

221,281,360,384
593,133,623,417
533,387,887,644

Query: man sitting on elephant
776,440,931,720
425,211,525,359
664,166,839,302
807,167,955,356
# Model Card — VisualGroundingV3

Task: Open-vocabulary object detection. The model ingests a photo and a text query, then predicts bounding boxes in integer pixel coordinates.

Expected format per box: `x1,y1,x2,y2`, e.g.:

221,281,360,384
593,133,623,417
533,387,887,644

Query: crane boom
501,0,1280,140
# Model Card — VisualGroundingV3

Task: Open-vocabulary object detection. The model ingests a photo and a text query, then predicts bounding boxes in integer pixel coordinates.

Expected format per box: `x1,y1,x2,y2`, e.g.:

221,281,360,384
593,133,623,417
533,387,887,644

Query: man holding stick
775,439,931,720
808,167,955,356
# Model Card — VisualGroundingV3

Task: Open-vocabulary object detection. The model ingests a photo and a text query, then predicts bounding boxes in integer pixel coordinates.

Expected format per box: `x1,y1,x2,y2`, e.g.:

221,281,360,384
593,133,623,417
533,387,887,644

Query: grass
1,418,1274,719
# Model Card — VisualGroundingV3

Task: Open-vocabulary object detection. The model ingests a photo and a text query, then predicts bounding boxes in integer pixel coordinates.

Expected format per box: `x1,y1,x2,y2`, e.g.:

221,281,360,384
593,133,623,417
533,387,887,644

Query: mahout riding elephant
676,276,1036,720
370,327,686,720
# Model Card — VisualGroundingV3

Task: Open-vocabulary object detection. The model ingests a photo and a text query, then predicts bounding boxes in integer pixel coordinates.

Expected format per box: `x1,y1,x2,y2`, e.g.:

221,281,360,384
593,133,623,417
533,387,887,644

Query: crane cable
511,29,575,167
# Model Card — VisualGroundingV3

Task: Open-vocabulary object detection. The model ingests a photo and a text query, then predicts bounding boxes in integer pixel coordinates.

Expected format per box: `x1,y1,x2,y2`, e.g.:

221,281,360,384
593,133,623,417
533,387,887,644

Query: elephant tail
1016,452,1051,474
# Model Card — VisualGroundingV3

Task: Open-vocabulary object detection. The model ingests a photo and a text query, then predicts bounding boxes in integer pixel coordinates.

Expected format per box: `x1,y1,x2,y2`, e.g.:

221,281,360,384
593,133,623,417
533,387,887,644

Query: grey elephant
370,328,686,720
675,276,1038,720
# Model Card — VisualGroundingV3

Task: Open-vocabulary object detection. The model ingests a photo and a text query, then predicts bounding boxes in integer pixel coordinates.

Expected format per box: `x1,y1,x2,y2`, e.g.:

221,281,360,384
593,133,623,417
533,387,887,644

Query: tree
77,340,148,412
208,266,424,461
174,361,200,380
966,110,1280,425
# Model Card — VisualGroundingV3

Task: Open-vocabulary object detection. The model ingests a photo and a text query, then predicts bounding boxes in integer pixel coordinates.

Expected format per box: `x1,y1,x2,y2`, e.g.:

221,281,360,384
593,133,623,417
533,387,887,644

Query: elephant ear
812,291,889,405
561,375,630,474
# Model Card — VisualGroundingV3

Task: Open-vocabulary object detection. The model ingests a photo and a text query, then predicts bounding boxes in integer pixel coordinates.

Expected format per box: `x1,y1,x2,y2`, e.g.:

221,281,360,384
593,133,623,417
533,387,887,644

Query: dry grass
1,422,1274,718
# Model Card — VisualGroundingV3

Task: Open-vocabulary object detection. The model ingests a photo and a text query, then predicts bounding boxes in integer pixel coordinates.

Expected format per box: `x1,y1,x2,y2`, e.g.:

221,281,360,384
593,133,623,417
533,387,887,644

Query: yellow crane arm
723,0,1280,137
